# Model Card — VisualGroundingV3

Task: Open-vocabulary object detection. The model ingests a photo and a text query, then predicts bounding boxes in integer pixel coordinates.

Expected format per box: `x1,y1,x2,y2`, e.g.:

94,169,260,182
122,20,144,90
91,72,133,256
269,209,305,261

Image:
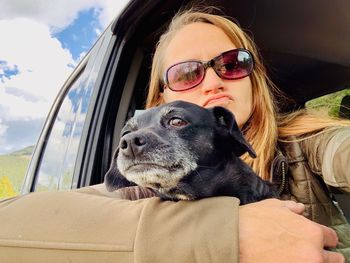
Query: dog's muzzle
116,130,198,191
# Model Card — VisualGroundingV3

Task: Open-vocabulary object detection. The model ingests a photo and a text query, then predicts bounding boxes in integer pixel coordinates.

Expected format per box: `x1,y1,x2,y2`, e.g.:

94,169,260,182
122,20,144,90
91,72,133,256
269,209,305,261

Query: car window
305,88,350,118
33,71,90,192
32,32,111,192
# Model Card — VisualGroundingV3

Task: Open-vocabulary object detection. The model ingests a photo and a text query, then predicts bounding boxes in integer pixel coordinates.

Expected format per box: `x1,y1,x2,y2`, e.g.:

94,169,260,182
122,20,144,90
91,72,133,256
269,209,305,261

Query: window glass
305,88,350,118
34,72,93,191
31,30,111,192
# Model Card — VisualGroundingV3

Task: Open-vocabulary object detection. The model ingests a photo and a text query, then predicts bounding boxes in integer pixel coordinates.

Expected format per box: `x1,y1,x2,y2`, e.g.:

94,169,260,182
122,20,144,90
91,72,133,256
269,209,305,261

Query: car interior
90,0,350,217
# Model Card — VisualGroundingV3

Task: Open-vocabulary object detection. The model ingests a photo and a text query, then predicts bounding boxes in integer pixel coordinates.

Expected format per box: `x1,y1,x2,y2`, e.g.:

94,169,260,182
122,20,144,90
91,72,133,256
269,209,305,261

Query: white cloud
0,0,129,32
0,0,129,153
95,0,129,29
0,18,74,120
0,119,8,137
0,119,8,151
0,0,92,32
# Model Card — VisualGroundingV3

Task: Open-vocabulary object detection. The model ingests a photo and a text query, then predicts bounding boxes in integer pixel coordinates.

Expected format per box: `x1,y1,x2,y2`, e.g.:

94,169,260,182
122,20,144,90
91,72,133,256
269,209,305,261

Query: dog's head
105,100,256,199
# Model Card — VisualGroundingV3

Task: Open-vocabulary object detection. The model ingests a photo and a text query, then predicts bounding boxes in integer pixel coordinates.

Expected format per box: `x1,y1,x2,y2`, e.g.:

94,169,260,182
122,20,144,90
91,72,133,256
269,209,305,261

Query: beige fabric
280,127,350,261
300,127,350,192
323,129,350,192
280,127,350,224
80,184,158,200
0,187,239,263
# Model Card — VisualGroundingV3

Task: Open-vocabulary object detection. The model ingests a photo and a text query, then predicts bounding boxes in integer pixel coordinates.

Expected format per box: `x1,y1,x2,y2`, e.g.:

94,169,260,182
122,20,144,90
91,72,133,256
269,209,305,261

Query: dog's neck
177,155,241,198
179,154,275,204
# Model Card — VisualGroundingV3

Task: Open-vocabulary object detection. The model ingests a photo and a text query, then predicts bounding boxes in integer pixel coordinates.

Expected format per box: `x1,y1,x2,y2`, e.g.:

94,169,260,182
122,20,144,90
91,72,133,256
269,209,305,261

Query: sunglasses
163,48,254,92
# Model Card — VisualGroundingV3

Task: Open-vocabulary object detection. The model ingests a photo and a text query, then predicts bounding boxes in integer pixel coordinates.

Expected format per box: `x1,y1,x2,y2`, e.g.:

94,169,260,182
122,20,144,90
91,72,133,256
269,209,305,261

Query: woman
0,8,346,263
146,8,350,260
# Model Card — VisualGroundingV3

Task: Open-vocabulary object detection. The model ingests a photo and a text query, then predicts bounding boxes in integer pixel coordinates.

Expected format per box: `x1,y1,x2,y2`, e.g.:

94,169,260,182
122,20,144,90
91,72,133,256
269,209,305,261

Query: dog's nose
119,133,147,157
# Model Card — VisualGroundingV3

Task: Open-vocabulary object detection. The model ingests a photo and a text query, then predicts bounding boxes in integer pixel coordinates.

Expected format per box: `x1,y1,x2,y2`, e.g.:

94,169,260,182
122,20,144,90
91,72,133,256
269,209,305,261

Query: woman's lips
202,95,233,107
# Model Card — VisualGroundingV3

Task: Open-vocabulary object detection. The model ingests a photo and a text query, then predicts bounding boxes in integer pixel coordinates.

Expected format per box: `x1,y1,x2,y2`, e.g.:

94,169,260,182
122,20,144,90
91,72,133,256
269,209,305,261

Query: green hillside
0,146,34,199
9,145,35,157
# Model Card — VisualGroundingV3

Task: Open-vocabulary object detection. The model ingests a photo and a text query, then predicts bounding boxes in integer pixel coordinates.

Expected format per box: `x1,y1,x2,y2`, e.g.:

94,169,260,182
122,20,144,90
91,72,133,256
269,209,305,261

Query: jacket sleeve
0,187,239,263
300,127,350,192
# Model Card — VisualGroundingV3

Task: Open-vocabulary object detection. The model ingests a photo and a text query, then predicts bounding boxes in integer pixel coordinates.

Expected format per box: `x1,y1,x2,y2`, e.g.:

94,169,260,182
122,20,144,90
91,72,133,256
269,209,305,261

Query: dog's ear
104,148,136,192
212,106,256,158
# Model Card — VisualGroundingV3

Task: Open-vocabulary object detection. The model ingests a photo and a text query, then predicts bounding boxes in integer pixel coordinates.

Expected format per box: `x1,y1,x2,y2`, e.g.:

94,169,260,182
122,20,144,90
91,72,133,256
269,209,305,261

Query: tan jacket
276,127,350,261
0,127,349,263
0,186,239,263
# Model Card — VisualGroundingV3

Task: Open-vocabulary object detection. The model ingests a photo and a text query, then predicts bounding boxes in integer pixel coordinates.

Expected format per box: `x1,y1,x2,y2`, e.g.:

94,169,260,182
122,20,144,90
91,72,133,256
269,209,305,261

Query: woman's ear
212,106,256,158
104,148,136,192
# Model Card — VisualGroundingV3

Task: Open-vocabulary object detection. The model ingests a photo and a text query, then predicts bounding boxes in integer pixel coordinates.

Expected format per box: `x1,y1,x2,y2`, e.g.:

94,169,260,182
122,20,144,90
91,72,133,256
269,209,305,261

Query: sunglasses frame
163,48,254,92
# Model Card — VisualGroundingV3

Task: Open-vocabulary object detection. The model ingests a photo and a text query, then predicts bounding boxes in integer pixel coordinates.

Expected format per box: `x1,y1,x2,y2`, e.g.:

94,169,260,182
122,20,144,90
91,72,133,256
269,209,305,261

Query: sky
0,0,129,154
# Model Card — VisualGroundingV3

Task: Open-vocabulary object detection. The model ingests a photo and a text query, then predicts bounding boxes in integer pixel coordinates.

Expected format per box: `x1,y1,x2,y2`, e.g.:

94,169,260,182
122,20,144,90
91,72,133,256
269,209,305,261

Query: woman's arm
0,189,239,263
300,127,350,192
0,187,343,263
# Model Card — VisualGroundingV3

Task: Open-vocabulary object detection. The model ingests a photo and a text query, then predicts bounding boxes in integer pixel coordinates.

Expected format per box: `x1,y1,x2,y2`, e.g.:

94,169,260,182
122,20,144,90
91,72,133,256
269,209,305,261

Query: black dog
105,101,276,204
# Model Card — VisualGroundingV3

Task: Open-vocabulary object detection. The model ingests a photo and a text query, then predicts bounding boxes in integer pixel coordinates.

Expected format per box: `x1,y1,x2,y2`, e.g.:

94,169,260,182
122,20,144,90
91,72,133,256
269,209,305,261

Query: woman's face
161,22,253,127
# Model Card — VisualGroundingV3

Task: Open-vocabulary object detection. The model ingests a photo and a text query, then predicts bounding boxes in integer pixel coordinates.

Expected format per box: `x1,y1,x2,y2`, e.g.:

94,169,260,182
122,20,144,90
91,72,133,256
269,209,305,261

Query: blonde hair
146,8,349,180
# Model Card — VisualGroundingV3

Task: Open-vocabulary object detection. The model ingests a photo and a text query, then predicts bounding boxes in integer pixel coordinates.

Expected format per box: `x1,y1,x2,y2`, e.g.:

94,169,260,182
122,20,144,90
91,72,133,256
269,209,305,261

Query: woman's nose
200,68,224,94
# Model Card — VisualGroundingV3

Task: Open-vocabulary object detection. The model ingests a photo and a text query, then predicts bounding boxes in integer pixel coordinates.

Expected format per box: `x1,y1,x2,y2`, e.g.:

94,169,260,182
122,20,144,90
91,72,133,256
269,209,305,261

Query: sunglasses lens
166,62,204,91
216,49,253,79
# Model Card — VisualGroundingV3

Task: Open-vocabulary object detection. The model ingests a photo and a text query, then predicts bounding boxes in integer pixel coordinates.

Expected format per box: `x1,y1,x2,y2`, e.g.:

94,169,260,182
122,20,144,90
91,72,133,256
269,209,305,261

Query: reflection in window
35,73,93,192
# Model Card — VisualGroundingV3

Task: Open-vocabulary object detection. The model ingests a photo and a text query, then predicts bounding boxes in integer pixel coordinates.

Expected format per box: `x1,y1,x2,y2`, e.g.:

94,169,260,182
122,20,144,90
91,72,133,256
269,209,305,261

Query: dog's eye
169,117,188,127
